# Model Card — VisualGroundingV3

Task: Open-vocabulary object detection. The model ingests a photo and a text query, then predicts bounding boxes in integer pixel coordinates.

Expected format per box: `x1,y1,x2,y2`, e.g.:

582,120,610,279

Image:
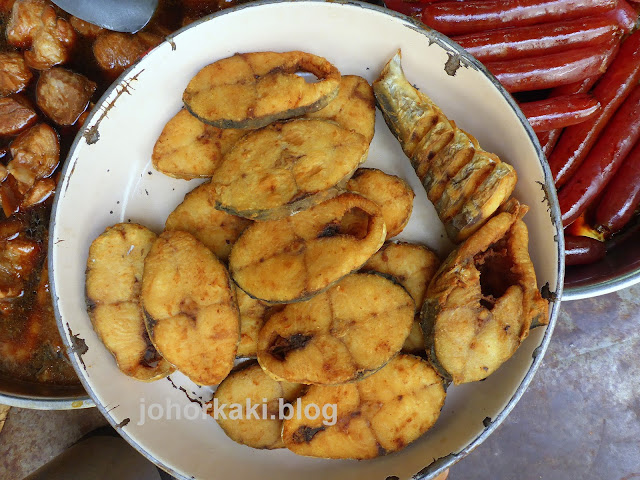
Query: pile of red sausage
386,0,640,266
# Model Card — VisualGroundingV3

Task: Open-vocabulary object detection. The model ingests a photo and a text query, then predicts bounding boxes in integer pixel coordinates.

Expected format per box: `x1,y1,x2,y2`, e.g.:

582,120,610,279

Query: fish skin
373,50,517,243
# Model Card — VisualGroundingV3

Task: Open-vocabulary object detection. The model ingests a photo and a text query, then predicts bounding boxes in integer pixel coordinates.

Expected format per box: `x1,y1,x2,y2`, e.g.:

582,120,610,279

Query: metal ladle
51,0,159,33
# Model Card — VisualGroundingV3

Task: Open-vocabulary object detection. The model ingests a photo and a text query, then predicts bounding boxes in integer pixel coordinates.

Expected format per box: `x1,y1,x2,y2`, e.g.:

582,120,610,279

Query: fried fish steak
421,199,549,384
361,242,440,354
183,51,341,129
236,288,268,358
373,51,517,243
211,118,369,221
151,109,245,179
257,273,414,385
141,230,239,385
306,75,376,144
282,354,446,459
346,168,415,239
86,223,173,381
229,193,386,303
164,182,252,262
211,362,303,449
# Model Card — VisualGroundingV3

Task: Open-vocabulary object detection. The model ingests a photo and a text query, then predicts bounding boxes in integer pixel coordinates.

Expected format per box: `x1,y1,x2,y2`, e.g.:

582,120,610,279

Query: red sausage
453,17,619,63
603,0,638,34
520,94,600,132
549,30,640,188
421,0,617,36
595,140,640,234
548,37,620,96
484,42,613,93
540,128,563,157
559,83,640,227
564,234,606,265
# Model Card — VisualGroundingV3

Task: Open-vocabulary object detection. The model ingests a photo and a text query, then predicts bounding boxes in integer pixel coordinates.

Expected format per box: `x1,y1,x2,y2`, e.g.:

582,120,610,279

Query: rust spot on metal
116,418,130,428
68,326,88,371
83,70,145,146
444,53,461,77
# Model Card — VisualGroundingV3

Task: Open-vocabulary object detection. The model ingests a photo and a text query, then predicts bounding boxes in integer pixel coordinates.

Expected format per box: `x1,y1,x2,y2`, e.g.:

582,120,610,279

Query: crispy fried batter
229,193,386,303
257,273,414,385
421,199,549,384
236,288,267,358
211,362,303,449
183,51,341,129
86,223,173,381
347,168,415,239
306,75,376,144
164,182,251,261
282,354,445,459
374,51,517,243
211,119,369,220
362,242,440,354
142,230,239,385
152,109,245,179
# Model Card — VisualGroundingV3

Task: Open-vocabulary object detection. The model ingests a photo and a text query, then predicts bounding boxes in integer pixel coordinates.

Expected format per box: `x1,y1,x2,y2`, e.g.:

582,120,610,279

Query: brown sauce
0,0,243,386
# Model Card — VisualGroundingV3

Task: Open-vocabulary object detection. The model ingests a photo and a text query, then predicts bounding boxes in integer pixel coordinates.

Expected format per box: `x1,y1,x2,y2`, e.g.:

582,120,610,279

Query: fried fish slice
236,288,268,358
211,119,369,221
183,51,341,129
361,242,440,354
282,354,446,459
86,223,173,381
346,168,415,239
164,182,252,261
257,273,414,385
306,75,376,144
229,193,386,303
421,199,549,384
151,109,245,180
211,362,303,449
373,51,517,243
142,230,239,385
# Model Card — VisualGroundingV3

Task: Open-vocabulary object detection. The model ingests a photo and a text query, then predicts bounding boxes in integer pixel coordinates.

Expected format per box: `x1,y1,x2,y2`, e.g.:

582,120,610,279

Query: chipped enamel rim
48,0,564,477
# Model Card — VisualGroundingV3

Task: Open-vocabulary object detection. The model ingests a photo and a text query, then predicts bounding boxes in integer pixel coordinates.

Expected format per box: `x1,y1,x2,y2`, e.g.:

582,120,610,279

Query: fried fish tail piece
183,51,341,129
141,230,239,385
373,51,518,243
85,223,174,382
282,354,446,459
421,199,549,385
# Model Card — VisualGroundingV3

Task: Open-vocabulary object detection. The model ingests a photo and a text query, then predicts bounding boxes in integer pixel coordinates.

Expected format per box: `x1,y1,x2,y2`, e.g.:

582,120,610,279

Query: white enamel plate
50,2,564,478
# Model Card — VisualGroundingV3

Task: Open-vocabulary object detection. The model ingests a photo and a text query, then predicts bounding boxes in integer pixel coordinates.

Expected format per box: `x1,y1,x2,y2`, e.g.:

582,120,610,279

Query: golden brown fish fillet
361,242,440,354
211,118,369,221
183,51,341,129
142,230,239,385
164,182,251,262
421,199,549,384
211,362,302,449
282,354,446,459
256,273,414,385
373,51,517,243
306,75,376,144
235,288,268,358
346,168,415,239
151,109,245,179
86,223,173,381
229,192,386,303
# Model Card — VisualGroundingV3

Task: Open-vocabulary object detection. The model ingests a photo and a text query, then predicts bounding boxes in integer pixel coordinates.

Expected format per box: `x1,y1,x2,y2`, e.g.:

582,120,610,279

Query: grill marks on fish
373,51,517,243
